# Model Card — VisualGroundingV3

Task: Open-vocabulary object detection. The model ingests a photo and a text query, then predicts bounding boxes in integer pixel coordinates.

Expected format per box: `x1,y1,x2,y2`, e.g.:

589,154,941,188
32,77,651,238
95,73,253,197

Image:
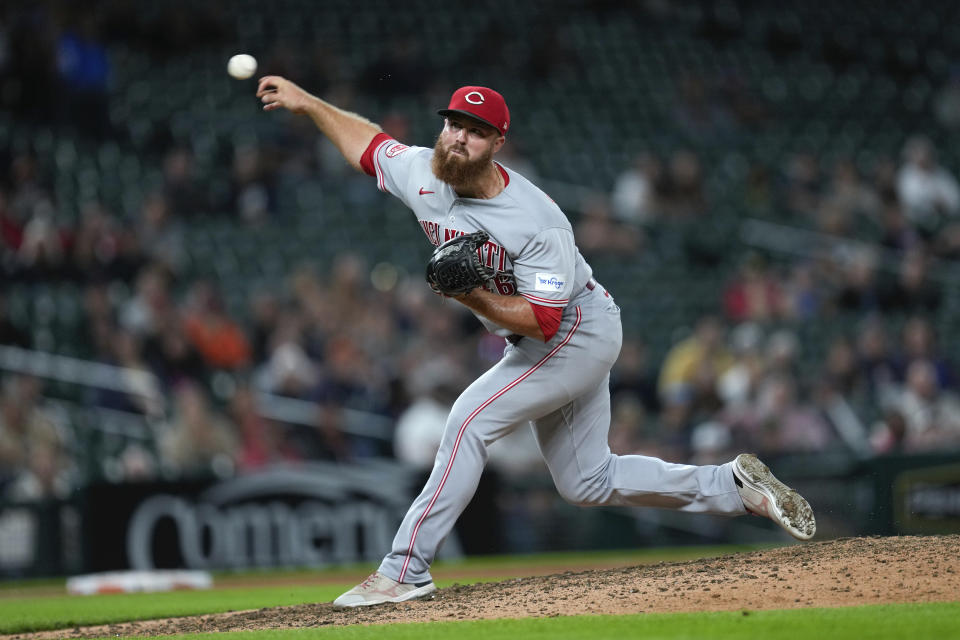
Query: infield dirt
8,535,959,638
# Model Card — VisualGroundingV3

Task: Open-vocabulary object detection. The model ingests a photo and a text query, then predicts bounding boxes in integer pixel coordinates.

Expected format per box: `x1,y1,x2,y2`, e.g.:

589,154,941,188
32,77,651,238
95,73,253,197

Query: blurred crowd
588,129,960,465
3,2,960,507
4,126,960,503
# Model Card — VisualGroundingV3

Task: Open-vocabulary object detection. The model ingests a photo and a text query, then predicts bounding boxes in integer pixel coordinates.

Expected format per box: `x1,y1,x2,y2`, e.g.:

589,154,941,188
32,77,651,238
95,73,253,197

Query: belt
586,276,609,297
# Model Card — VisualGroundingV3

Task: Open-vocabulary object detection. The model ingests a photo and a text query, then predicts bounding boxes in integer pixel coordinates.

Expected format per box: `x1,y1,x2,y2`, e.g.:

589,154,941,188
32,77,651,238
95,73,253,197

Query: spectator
7,154,53,229
230,384,299,471
56,14,111,138
162,148,207,217
933,66,960,130
248,289,283,364
855,317,898,405
878,250,942,314
5,437,74,500
722,253,784,323
876,201,920,252
573,196,644,258
608,396,651,456
818,159,881,232
115,443,159,482
896,135,960,235
733,373,835,455
781,261,822,320
716,321,765,409
870,409,908,455
181,280,251,371
159,382,238,477
871,156,900,206
255,311,319,399
120,263,175,339
656,390,696,462
0,188,22,270
17,202,67,282
822,335,865,403
71,202,129,283
0,376,64,487
326,253,372,331
659,315,733,406
393,359,463,470
610,338,660,415
881,359,960,452
143,320,208,389
658,149,707,219
493,139,539,183
832,246,881,312
232,144,276,224
611,153,660,224
764,328,801,379
136,193,185,275
314,333,389,417
894,316,955,390
689,419,736,465
95,328,165,418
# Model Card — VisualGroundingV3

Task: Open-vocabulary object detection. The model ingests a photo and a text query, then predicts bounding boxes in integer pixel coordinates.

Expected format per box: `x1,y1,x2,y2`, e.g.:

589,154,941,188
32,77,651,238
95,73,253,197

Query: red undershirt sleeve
530,302,563,341
359,132,393,176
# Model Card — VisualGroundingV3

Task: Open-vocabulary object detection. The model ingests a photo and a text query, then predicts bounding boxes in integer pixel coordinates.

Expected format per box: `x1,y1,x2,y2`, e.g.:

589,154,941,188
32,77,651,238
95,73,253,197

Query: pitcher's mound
19,535,960,638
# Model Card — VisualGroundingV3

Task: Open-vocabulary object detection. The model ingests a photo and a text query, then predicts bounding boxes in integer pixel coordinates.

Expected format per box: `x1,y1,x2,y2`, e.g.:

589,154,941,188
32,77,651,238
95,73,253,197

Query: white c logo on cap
465,91,485,105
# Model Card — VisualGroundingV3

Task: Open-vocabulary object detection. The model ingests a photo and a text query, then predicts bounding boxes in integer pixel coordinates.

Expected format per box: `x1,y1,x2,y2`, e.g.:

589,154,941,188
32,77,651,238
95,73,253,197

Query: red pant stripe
399,307,583,582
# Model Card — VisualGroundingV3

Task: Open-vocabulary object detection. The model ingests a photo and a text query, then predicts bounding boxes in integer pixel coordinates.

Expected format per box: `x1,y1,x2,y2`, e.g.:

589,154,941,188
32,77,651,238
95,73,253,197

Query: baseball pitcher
256,78,817,607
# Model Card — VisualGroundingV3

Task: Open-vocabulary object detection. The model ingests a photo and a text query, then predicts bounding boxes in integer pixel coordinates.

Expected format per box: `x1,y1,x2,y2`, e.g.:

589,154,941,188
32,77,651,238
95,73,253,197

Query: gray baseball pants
379,283,747,584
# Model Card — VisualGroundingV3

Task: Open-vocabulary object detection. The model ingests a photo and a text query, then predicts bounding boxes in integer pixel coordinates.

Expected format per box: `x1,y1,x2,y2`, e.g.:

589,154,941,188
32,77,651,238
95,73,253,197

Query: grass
4,543,955,640
0,586,338,634
75,603,960,640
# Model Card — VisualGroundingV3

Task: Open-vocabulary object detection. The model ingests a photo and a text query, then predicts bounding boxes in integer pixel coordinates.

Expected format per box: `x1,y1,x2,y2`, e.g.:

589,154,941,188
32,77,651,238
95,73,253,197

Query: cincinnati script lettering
419,224,509,272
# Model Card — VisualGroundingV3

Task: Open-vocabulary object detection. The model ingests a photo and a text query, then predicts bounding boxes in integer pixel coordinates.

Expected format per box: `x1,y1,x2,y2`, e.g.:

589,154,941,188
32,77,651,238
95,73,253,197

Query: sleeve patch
385,143,409,157
534,273,566,292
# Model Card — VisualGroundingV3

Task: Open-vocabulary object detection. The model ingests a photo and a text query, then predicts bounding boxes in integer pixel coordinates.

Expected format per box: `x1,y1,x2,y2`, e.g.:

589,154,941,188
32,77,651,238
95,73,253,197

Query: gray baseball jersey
366,137,747,584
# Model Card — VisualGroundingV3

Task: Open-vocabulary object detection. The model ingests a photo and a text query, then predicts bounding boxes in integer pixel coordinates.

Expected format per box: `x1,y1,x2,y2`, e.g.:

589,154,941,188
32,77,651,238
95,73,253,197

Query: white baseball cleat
732,453,816,541
332,572,437,607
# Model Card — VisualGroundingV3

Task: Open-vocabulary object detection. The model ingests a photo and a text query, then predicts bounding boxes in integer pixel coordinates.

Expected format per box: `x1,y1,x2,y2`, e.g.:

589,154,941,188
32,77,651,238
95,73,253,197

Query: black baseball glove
425,231,494,297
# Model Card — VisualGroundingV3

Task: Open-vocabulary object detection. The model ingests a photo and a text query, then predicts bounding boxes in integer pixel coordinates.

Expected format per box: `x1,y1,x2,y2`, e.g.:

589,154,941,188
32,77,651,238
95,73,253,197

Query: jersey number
491,274,516,296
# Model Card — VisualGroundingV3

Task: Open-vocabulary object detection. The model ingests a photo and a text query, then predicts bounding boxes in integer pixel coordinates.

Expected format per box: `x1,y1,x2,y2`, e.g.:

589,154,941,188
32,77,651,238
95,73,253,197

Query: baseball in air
227,54,257,79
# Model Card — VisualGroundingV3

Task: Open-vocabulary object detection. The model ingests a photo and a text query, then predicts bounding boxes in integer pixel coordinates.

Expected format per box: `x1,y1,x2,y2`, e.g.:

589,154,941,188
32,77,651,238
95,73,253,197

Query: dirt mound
10,536,960,638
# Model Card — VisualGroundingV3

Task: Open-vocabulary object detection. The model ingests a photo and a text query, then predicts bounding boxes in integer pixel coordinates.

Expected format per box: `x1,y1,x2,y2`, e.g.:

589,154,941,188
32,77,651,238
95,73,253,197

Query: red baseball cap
438,86,510,136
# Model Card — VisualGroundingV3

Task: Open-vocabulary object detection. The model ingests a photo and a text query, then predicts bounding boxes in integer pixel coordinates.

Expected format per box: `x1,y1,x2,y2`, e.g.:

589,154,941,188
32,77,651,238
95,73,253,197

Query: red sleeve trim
360,133,393,177
530,301,563,342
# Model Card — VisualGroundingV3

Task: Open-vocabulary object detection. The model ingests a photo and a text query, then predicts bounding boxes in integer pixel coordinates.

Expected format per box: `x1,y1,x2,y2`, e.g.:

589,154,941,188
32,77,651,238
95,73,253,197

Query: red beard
431,135,494,186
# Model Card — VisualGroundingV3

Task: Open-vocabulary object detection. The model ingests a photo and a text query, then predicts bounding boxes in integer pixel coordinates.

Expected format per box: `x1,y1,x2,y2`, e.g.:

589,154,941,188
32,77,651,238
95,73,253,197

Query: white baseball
227,54,257,80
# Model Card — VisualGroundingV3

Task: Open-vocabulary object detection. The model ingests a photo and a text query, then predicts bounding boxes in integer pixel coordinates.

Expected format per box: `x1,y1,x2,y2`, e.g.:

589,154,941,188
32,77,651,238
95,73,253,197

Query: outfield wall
1,453,958,579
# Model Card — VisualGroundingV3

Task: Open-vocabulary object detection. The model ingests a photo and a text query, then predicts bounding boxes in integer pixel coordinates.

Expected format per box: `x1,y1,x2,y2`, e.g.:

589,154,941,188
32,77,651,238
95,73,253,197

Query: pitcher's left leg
377,335,588,585
533,375,747,515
